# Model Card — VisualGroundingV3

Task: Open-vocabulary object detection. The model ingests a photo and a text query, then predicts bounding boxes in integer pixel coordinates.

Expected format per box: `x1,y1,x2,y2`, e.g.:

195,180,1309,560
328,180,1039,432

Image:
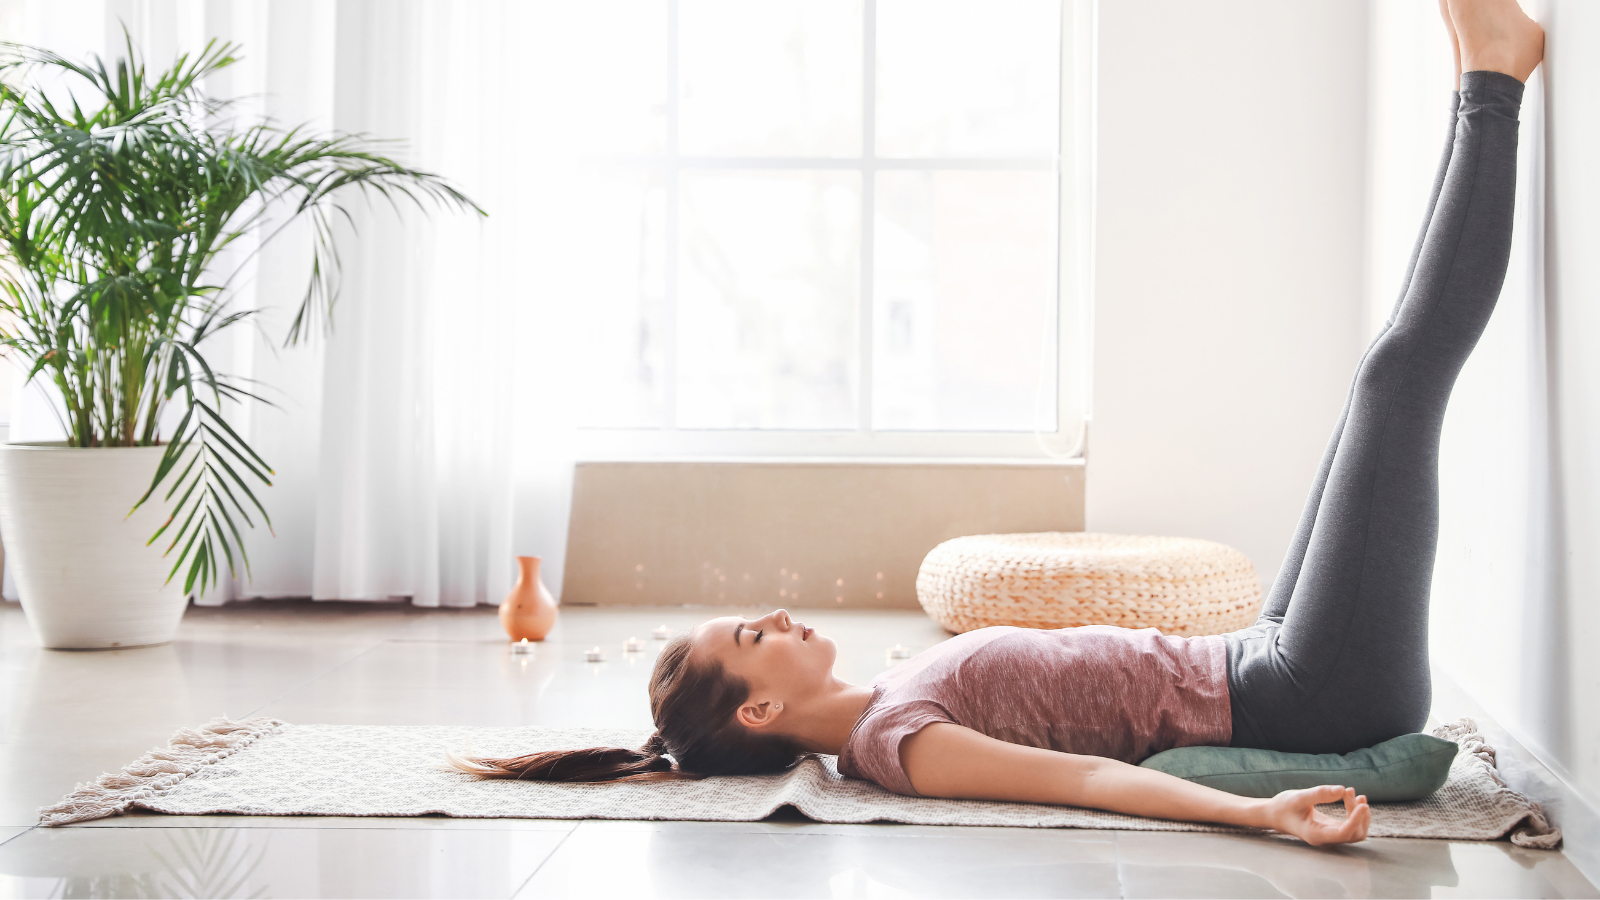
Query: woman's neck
787,679,875,756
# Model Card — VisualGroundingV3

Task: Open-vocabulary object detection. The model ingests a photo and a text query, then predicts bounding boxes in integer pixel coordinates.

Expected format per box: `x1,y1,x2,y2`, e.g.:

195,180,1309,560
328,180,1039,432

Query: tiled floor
0,600,1595,899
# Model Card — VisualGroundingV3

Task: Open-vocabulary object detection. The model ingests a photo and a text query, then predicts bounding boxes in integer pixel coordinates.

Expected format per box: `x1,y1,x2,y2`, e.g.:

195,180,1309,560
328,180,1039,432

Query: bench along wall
561,461,1084,610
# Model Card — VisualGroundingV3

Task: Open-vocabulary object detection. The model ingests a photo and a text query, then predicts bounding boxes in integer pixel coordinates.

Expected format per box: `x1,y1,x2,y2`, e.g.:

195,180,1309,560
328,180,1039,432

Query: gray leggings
1224,71,1525,754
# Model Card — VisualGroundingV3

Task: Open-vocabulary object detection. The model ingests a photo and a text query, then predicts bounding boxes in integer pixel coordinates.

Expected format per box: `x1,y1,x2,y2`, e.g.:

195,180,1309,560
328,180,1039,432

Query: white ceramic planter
0,443,188,649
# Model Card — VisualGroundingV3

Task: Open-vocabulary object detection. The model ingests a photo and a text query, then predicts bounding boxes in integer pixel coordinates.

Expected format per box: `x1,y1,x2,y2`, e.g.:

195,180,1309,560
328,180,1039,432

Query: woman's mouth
801,625,813,641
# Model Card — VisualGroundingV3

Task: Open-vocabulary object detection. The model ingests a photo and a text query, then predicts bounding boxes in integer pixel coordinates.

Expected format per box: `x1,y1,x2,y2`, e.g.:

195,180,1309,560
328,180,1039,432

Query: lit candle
652,625,671,640
512,638,533,654
888,644,911,659
586,647,606,663
624,637,644,653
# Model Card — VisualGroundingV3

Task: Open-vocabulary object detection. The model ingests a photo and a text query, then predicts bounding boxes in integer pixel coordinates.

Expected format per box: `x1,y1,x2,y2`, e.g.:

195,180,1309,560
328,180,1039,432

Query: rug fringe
36,716,285,827
1433,717,1563,849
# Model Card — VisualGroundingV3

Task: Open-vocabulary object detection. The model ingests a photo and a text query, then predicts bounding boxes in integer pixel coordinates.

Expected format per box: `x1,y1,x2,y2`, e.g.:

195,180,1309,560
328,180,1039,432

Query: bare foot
1438,0,1462,88
1446,0,1545,83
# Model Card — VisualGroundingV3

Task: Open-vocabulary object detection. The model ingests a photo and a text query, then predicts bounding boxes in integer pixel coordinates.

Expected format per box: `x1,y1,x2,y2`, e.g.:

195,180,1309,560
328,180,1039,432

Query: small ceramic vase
500,556,558,642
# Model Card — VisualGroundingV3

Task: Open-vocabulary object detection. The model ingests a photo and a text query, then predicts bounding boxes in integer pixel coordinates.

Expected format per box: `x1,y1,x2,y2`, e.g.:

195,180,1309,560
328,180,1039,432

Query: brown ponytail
447,731,680,783
449,633,805,783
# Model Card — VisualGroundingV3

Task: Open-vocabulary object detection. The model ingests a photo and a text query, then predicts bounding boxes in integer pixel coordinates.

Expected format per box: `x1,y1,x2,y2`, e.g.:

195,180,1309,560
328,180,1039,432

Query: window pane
679,0,862,157
518,1,668,155
678,171,860,429
876,0,1060,158
873,170,1056,431
528,171,669,428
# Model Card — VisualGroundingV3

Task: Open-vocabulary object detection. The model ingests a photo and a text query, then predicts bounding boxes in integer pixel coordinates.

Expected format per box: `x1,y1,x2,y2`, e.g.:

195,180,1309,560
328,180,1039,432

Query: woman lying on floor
453,0,1543,847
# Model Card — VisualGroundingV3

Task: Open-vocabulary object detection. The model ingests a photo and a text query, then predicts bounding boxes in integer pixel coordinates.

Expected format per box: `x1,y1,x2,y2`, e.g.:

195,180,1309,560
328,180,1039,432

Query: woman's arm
901,723,1370,846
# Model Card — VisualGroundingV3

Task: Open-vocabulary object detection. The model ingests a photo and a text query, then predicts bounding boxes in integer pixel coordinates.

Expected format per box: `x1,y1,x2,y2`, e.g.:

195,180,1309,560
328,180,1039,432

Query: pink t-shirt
836,625,1232,796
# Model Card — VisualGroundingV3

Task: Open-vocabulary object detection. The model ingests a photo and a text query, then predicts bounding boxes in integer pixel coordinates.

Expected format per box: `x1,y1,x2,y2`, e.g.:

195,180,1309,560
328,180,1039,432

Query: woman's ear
737,699,782,729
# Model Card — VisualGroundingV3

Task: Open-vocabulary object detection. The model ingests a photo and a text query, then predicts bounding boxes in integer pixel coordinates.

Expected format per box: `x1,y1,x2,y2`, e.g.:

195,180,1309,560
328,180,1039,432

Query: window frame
571,0,1092,462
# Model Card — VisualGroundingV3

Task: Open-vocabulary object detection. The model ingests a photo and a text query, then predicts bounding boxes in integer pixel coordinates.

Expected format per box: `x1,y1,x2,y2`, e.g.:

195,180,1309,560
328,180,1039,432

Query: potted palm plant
0,39,480,648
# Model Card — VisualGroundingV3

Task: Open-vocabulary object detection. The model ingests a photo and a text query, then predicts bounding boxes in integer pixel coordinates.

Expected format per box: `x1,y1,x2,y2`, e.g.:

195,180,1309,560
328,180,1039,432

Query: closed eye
754,629,765,644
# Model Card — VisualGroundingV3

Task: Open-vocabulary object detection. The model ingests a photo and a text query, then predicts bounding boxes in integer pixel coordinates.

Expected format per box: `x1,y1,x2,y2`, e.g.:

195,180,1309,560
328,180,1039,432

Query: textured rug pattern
39,716,1561,847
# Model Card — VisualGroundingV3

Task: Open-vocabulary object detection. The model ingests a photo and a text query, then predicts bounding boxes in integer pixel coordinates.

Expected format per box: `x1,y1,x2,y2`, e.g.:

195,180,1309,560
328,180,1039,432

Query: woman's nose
772,609,792,630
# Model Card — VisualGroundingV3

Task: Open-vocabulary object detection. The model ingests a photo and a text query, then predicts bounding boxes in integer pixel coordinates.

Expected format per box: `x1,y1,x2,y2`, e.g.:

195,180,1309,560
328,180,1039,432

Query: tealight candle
512,638,533,654
586,647,606,663
888,644,911,659
624,637,645,653
652,625,671,640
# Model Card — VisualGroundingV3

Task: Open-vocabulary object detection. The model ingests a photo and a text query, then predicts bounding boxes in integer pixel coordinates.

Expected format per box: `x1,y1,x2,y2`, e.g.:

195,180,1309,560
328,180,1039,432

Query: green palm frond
0,32,482,594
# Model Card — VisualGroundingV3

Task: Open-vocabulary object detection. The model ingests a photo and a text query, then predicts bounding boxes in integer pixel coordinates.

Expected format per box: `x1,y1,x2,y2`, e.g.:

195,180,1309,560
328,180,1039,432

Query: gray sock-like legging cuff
1459,69,1525,106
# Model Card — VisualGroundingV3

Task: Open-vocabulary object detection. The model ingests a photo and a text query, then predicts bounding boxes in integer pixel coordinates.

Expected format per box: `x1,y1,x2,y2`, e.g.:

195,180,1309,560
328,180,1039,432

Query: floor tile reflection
0,825,568,899
517,823,1120,899
1116,832,1599,899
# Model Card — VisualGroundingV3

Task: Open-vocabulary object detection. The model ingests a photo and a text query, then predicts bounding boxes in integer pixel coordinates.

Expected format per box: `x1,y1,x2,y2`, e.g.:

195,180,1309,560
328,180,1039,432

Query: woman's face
689,608,838,724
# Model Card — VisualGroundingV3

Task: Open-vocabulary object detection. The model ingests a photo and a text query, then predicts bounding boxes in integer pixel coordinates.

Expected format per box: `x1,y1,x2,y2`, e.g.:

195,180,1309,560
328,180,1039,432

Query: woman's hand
1260,785,1370,846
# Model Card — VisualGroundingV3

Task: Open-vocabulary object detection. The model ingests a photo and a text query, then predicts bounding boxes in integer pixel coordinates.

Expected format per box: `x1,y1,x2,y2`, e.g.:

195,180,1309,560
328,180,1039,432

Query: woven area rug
39,716,1561,847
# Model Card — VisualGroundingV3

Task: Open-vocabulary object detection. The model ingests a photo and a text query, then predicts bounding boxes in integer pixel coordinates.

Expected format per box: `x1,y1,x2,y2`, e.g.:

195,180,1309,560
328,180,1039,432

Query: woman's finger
1349,800,1371,841
1307,784,1346,805
1320,794,1369,844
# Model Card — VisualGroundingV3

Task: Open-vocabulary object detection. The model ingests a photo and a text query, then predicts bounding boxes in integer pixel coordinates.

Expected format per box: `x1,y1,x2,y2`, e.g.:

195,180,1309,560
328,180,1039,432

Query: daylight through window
521,0,1071,447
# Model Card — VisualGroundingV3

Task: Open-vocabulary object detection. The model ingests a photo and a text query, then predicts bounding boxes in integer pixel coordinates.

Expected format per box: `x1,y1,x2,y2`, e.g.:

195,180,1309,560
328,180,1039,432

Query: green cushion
1138,733,1457,802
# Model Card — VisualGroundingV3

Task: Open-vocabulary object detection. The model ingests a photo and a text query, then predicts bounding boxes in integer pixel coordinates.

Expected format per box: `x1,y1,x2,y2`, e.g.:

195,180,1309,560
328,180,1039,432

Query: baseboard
1431,667,1600,887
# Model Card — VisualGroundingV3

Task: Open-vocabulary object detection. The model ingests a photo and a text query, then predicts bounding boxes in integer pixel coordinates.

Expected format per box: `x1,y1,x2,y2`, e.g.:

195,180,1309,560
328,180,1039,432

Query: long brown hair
448,633,805,782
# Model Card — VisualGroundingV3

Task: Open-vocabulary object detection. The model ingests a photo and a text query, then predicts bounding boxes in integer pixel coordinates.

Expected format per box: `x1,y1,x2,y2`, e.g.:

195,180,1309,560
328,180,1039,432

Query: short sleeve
836,699,955,796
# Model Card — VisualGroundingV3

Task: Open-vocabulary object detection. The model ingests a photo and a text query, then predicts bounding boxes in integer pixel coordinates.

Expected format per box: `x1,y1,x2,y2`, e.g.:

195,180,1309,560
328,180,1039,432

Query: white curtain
1,0,579,606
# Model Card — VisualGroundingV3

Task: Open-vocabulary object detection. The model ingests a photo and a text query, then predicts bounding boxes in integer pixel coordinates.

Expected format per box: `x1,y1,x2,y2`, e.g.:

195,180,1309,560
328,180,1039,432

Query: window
521,0,1089,459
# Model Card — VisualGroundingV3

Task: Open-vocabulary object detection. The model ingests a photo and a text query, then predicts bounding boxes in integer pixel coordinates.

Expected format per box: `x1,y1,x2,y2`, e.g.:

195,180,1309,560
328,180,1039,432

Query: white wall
1382,0,1600,871
1538,0,1600,807
1087,1,1369,588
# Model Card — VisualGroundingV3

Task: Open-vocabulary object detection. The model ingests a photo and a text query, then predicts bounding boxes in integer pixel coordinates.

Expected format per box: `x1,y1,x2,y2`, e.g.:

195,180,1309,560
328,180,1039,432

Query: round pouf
916,532,1263,636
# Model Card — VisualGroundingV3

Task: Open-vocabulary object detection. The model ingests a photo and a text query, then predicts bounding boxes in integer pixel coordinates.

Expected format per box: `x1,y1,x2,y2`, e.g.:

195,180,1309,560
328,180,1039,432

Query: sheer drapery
1,0,577,606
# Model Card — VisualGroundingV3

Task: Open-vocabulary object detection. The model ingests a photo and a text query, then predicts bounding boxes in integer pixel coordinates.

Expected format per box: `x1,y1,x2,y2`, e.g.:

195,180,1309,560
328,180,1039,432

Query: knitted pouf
916,532,1264,636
